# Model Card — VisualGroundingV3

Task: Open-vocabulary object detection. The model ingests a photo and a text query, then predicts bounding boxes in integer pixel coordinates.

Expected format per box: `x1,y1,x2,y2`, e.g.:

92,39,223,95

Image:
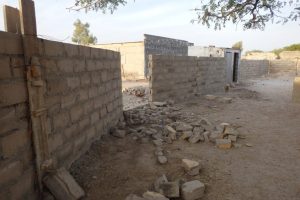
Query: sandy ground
70,75,300,200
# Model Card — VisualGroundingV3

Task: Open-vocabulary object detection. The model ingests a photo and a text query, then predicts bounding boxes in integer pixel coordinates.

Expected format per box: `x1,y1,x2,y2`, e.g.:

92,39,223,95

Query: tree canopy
232,41,243,50
70,0,300,30
72,19,97,45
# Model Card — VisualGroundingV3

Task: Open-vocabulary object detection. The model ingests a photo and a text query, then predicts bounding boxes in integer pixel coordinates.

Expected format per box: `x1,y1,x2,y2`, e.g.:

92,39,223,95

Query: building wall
144,34,191,78
188,46,225,57
95,42,145,80
149,55,227,102
0,31,38,199
0,31,123,199
239,60,269,80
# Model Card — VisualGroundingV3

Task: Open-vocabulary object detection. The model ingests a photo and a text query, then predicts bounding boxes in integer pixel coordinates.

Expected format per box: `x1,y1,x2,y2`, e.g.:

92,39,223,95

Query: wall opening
233,53,239,82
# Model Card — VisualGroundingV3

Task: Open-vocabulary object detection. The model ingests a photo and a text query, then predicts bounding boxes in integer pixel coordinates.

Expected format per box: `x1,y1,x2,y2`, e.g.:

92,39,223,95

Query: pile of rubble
123,86,147,97
126,158,205,200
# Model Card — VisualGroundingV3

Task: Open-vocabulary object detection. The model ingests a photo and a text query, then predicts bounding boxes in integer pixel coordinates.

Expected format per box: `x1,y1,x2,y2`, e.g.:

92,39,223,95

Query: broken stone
153,139,163,147
180,131,193,140
223,126,238,136
143,191,169,200
209,131,223,143
246,143,253,147
154,175,168,193
158,182,180,198
188,132,204,144
176,123,193,132
216,139,232,149
125,194,145,200
164,125,177,140
219,97,233,103
205,95,217,100
141,137,150,144
157,156,168,164
181,180,205,200
228,135,237,142
233,143,242,148
203,131,210,143
182,159,201,176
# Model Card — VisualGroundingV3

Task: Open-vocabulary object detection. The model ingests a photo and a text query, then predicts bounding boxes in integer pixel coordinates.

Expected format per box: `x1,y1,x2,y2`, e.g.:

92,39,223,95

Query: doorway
233,53,239,82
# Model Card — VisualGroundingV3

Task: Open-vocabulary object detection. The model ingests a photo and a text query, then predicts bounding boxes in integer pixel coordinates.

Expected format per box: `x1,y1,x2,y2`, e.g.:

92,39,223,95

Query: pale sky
0,0,299,52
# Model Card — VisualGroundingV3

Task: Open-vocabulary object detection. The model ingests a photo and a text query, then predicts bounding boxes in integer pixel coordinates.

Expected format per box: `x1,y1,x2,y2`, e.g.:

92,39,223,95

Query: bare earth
70,75,300,200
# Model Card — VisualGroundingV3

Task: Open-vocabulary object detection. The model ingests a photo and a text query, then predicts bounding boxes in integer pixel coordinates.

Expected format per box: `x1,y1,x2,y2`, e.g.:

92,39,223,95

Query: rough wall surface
279,51,300,60
239,60,269,80
149,55,226,102
0,31,38,199
94,42,145,80
144,34,192,77
269,60,297,74
0,31,123,199
188,46,224,57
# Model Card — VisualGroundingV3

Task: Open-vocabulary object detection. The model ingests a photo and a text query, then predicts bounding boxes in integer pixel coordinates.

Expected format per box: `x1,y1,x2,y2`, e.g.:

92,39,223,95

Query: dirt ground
70,75,300,200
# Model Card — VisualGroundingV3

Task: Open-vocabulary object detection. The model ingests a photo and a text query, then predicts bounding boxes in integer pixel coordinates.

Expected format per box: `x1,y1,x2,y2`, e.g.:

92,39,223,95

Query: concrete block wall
149,55,226,102
0,31,123,199
38,39,123,168
0,31,38,199
239,60,269,80
269,60,297,74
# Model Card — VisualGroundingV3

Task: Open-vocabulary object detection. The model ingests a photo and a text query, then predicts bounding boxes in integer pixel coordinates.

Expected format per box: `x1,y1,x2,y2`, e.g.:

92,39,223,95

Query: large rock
176,123,193,132
188,132,204,144
125,194,145,200
143,191,169,200
181,180,205,200
157,156,168,164
182,159,201,176
154,175,168,193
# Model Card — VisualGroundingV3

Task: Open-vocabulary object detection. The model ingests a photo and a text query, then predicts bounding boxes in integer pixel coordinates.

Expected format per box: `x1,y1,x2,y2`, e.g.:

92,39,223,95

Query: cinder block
73,59,85,72
1,129,30,157
0,161,23,186
0,56,11,79
0,82,28,106
90,112,99,124
0,32,23,54
10,168,35,200
70,105,84,122
47,79,68,95
48,133,63,153
44,40,65,57
80,74,91,86
67,77,80,89
57,59,73,73
64,44,79,57
53,112,70,130
79,46,91,58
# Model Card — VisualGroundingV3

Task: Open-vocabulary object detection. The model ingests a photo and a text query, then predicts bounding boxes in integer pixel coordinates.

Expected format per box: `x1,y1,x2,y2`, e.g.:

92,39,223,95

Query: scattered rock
152,102,167,107
205,95,217,100
219,97,233,103
143,191,169,200
153,139,163,147
246,143,253,147
154,175,168,193
165,125,177,140
157,156,168,164
180,131,193,140
233,143,242,148
176,123,193,132
181,180,205,200
182,159,201,176
228,135,237,142
216,139,232,149
203,131,210,143
188,132,204,144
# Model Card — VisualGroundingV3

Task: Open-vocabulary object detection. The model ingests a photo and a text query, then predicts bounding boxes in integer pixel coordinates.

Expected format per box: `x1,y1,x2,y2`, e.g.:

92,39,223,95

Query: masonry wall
269,60,298,74
0,31,123,199
95,42,145,80
149,55,226,102
0,31,38,199
188,46,225,57
239,60,269,80
144,34,191,78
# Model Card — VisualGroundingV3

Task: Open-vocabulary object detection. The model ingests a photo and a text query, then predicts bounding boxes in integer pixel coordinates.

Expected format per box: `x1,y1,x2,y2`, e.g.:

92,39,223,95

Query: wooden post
3,5,21,34
19,0,52,196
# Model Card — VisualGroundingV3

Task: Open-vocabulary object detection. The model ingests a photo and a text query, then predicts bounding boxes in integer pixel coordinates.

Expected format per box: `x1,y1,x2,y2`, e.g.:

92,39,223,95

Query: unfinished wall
0,31,38,199
269,60,297,74
188,46,225,57
0,31,123,199
95,42,145,80
149,55,226,102
239,60,269,80
144,34,192,78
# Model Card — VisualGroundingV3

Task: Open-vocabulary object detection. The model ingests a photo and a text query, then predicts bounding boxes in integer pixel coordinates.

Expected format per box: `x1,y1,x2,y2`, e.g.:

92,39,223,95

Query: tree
192,0,300,30
70,0,300,30
273,43,300,57
72,19,97,45
232,41,243,50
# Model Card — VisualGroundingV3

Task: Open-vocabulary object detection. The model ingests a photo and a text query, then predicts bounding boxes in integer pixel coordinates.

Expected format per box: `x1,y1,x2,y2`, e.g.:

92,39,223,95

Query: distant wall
0,31,37,199
269,60,297,74
188,46,225,57
149,55,227,102
239,60,269,80
95,42,145,80
242,52,277,60
144,34,191,78
279,51,300,60
0,31,123,199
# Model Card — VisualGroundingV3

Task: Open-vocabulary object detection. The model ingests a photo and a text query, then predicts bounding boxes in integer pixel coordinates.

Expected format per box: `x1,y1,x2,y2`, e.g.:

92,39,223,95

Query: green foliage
232,41,243,50
191,0,300,30
72,19,97,45
272,44,300,57
70,0,300,30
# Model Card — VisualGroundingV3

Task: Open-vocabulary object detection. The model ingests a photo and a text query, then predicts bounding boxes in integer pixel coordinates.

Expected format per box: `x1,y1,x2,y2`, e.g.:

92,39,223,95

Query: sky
0,0,299,52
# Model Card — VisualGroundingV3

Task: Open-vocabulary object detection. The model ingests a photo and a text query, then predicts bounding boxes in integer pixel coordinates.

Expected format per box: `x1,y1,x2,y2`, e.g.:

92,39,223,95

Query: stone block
182,159,201,176
1,129,30,157
0,82,27,106
53,112,70,130
48,134,63,153
0,56,11,79
0,161,23,186
70,105,84,122
158,182,180,198
181,180,205,200
216,139,232,149
67,77,80,89
44,40,65,57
